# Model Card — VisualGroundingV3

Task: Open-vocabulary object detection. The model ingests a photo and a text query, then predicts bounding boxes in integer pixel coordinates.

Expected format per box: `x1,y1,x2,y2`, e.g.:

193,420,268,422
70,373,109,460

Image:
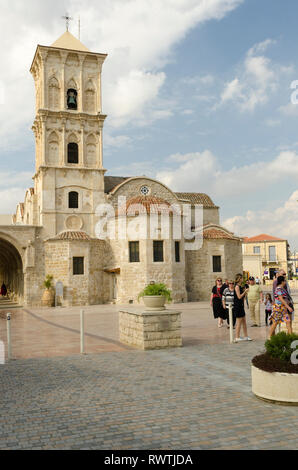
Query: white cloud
181,109,194,115
265,118,281,127
223,190,298,247
220,78,244,103
219,38,280,112
0,0,243,149
104,134,132,148
0,172,33,214
156,149,298,246
156,149,298,197
279,102,298,116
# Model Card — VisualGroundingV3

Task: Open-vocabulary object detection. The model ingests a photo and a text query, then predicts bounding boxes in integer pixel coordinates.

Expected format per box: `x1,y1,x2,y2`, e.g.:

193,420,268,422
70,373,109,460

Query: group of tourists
210,269,294,342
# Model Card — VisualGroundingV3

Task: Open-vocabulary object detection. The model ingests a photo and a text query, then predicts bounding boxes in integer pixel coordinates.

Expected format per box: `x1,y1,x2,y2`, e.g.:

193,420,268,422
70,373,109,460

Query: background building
242,234,290,280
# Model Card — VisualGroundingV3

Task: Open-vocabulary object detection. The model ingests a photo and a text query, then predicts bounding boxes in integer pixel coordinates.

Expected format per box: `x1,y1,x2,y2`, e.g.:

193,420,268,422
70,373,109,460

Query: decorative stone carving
65,215,83,230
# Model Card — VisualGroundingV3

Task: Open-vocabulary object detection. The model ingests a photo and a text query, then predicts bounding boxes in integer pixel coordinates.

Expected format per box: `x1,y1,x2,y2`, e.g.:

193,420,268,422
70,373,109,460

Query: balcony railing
262,257,278,263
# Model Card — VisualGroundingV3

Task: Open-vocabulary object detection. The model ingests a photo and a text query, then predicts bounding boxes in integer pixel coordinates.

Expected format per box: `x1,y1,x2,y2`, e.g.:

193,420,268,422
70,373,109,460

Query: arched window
69,192,79,209
67,88,78,110
67,143,79,164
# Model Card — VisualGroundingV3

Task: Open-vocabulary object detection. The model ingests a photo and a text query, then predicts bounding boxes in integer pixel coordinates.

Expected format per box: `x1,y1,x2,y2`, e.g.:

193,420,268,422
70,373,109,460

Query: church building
0,31,243,307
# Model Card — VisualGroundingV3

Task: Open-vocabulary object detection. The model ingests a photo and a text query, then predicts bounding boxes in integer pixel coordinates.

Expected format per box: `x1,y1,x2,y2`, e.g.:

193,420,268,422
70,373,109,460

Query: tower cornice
33,109,107,123
30,44,107,74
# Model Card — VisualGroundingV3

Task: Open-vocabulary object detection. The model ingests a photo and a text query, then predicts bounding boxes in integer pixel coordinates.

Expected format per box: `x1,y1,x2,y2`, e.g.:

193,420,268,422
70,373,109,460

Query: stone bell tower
30,31,107,238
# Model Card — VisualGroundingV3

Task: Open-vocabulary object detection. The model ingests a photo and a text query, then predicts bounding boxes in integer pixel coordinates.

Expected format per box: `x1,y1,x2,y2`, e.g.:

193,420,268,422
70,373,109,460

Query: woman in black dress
234,273,251,342
210,278,226,327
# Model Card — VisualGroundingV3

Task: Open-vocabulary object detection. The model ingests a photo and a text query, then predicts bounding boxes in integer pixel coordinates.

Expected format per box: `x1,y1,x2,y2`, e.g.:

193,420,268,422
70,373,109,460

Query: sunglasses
217,279,222,282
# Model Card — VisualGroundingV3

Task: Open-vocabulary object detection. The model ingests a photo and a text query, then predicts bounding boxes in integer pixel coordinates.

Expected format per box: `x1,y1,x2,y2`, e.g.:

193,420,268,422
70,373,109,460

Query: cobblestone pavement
1,339,298,450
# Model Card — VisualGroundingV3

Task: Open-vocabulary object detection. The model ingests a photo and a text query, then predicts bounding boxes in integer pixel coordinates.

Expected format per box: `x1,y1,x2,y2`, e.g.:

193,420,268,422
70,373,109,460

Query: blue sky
0,0,298,248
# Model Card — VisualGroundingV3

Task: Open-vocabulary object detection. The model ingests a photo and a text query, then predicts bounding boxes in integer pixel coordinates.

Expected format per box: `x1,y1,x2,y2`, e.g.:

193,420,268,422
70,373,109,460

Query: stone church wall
186,238,243,301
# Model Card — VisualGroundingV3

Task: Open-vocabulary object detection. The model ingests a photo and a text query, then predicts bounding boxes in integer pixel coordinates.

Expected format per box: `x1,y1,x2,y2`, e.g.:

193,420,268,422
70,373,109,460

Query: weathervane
62,13,73,32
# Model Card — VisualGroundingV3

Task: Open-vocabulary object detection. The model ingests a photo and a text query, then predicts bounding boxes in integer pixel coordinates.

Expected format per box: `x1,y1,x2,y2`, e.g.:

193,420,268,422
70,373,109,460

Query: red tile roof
51,231,91,241
116,196,178,216
243,234,286,243
203,228,240,240
175,192,218,208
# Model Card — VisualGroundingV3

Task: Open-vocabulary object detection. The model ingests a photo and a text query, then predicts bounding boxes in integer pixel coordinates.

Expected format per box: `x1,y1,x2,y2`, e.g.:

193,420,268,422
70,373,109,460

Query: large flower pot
42,288,55,307
251,364,298,405
142,295,166,311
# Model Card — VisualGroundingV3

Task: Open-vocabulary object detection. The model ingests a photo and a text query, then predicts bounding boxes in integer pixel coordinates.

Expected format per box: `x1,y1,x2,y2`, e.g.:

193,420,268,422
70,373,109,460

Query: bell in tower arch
67,89,78,110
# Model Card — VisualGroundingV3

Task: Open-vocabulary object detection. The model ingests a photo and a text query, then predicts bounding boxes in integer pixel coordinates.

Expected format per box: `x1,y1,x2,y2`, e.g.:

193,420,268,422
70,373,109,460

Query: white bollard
7,313,12,361
80,310,85,354
228,305,234,344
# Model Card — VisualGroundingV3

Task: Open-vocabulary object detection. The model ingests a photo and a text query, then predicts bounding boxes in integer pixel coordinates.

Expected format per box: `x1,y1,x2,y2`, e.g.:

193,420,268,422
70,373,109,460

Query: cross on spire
62,13,73,32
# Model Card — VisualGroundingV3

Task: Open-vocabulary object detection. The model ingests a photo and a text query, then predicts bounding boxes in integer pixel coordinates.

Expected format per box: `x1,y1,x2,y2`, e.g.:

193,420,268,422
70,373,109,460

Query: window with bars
175,241,180,262
153,241,164,262
73,257,84,275
129,241,140,263
213,255,222,273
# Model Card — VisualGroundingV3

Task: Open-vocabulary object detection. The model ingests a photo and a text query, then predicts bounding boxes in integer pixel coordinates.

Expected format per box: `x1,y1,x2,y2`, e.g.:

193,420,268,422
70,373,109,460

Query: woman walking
269,276,293,338
234,273,252,342
210,278,226,327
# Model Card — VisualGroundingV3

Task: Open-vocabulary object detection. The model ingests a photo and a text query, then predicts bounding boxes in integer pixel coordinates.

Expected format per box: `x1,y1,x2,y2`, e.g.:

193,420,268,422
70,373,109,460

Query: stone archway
0,238,24,303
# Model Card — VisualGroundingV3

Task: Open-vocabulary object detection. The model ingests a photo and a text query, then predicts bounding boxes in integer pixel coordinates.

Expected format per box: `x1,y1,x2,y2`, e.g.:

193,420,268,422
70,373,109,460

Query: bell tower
30,31,107,238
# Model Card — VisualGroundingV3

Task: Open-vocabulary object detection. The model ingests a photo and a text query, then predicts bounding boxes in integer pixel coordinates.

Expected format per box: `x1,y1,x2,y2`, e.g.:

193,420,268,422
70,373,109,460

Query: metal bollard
80,310,85,354
7,313,12,361
228,305,234,344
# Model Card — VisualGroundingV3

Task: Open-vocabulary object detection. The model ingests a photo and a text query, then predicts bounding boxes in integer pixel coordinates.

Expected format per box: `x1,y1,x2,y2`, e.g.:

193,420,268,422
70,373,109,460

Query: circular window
140,185,150,196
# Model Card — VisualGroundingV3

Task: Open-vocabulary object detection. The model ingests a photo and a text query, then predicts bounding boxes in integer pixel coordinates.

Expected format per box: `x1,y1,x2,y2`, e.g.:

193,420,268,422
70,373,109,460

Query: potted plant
138,282,172,310
251,331,298,404
42,275,55,307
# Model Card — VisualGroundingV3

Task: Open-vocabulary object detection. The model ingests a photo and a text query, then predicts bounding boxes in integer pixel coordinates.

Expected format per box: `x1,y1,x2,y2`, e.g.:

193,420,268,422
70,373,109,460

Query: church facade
0,32,243,307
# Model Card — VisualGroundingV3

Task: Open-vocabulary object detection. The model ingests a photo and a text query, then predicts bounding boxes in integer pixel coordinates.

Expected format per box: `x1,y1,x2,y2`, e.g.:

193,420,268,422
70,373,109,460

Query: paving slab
0,297,297,450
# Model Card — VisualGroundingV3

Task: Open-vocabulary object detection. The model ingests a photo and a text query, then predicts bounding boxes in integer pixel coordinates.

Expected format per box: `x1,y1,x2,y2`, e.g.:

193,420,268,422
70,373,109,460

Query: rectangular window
253,246,260,254
129,241,140,263
73,257,84,275
213,255,221,273
269,246,276,262
175,241,180,262
153,241,164,262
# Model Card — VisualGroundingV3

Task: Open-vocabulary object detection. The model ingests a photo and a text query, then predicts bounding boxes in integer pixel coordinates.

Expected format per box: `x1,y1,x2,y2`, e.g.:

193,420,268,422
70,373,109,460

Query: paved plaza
0,299,298,450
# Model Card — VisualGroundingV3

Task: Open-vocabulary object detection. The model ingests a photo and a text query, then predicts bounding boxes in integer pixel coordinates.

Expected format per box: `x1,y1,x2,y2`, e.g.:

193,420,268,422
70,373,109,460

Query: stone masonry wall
186,238,243,301
119,309,182,349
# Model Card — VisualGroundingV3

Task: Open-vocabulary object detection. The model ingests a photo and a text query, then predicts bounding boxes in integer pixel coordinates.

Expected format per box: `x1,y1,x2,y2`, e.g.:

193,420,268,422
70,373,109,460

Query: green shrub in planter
138,283,172,303
265,332,298,362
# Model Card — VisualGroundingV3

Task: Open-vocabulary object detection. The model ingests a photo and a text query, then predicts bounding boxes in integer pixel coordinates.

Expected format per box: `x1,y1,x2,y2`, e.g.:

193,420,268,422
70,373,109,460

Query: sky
0,0,298,249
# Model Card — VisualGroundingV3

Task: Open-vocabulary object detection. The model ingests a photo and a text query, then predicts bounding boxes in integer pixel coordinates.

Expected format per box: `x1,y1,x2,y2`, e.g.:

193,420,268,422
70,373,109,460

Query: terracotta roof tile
244,234,286,243
175,192,218,208
104,176,130,193
116,195,178,216
203,228,240,240
51,231,91,241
